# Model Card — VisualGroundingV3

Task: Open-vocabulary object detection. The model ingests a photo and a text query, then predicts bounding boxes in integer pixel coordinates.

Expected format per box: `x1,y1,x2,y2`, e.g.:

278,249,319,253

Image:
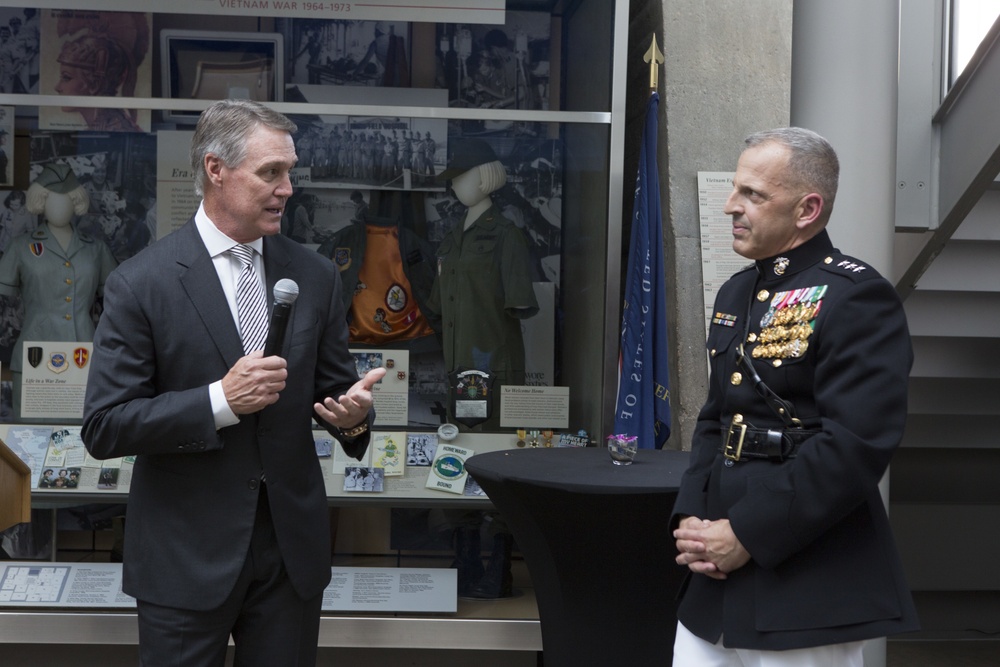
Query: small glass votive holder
607,435,638,465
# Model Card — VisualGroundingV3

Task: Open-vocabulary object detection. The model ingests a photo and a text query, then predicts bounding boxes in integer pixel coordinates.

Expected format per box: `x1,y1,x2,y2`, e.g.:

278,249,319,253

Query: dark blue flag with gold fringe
614,91,670,449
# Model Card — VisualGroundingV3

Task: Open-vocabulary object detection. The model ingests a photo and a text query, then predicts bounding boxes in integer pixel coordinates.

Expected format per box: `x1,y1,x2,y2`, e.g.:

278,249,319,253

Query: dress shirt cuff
210,380,240,429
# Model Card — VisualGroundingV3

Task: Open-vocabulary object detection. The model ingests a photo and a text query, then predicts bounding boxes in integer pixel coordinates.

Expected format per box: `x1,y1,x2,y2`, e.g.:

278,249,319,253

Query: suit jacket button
248,479,259,490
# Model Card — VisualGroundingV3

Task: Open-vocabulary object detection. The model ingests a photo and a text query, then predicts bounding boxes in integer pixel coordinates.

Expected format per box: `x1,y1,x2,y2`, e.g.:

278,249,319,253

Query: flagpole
613,33,671,449
644,34,664,94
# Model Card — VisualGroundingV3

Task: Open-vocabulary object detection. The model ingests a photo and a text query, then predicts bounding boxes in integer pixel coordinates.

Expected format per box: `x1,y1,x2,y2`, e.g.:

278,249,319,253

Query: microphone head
273,279,300,305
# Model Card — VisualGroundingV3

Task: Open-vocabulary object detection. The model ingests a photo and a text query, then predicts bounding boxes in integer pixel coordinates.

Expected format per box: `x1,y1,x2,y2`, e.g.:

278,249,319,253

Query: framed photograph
438,11,552,111
279,19,410,88
160,29,284,125
39,10,153,133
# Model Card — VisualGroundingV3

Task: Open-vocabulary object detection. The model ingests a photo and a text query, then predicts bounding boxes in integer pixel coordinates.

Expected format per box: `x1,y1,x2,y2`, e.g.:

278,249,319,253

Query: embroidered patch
333,248,351,270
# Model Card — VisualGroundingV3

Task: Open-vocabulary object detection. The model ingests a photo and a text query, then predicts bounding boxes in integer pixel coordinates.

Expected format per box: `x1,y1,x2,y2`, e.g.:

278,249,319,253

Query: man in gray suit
82,99,385,667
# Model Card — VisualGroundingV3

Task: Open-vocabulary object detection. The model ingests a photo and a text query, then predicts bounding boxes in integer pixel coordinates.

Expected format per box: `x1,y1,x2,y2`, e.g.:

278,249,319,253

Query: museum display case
0,0,629,655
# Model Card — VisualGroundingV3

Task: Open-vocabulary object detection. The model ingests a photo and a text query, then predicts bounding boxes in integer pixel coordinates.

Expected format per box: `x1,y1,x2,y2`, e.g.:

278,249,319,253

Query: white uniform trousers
672,621,865,667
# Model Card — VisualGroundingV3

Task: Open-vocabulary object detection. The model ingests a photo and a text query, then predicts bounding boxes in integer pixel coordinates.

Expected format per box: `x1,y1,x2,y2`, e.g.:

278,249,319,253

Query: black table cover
466,447,690,666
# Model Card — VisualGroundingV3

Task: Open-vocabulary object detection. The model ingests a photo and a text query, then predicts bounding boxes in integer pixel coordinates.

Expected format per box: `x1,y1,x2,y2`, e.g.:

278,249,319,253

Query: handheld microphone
264,279,299,357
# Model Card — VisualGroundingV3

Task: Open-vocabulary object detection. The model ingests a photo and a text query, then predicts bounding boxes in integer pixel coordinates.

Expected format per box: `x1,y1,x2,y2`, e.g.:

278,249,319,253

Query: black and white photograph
0,106,13,186
313,435,333,458
288,114,447,192
280,19,410,88
405,432,437,466
1,188,36,257
280,187,367,249
343,466,384,493
437,11,551,111
0,7,39,95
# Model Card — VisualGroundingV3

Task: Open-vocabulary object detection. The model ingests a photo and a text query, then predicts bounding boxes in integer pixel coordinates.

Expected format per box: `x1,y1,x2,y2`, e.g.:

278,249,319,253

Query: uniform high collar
754,229,835,283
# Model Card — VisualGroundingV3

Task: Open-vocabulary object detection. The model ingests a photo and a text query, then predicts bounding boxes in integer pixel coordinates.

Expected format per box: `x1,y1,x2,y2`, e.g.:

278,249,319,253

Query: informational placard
322,566,456,612
424,443,472,494
156,130,197,239
0,563,456,613
499,385,570,429
16,0,505,24
351,348,409,426
20,342,92,420
1,426,54,490
697,172,749,334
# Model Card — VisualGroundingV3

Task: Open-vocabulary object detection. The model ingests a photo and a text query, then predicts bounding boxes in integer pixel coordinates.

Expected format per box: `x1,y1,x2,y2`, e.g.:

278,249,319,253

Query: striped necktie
229,244,268,354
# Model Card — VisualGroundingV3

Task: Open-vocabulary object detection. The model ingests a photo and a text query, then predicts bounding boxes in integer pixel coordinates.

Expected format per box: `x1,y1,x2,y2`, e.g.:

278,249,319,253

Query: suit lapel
174,220,245,367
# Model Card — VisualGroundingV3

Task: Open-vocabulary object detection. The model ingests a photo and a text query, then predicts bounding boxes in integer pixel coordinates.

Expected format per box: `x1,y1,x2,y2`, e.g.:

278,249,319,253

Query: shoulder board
818,254,881,282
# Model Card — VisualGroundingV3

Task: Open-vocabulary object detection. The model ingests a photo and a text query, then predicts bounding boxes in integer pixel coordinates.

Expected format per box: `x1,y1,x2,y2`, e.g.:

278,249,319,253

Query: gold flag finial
644,34,664,92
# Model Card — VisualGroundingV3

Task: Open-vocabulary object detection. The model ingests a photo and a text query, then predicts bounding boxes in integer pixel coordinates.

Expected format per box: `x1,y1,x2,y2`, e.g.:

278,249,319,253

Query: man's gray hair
190,99,297,197
745,127,839,217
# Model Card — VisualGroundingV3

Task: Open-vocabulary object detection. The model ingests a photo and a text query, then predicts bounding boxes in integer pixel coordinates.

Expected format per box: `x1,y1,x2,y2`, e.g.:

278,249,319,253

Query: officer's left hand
673,517,751,580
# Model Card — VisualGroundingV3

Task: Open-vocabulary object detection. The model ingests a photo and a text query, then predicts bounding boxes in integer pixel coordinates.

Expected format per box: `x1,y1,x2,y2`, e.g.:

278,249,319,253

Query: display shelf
0,609,542,652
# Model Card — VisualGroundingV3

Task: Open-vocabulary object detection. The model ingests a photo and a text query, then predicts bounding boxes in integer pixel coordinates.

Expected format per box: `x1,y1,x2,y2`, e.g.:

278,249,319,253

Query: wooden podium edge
0,437,32,532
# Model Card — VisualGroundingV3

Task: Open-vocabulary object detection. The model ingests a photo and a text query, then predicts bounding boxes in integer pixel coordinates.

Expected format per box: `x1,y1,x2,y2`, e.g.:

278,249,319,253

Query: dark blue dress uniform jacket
671,229,919,650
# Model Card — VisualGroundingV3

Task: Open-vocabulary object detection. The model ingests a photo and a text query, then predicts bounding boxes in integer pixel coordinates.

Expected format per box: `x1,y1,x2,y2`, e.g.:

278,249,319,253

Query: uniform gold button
65,278,72,285
757,290,769,302
772,359,782,367
64,314,72,320
824,257,833,264
65,296,72,302
710,349,717,358
64,261,71,267
747,332,757,343
730,372,742,386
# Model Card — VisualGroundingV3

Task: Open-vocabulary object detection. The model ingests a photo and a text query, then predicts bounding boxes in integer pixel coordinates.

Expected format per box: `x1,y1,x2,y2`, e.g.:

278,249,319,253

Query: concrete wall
626,0,793,450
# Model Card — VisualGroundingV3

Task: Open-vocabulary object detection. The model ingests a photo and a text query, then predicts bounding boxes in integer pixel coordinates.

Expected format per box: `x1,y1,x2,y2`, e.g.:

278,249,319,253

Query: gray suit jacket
82,219,368,610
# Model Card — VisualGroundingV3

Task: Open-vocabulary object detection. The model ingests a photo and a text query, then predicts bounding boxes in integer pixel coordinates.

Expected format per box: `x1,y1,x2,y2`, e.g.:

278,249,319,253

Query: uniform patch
47,352,69,374
30,242,44,257
385,284,407,312
333,248,351,270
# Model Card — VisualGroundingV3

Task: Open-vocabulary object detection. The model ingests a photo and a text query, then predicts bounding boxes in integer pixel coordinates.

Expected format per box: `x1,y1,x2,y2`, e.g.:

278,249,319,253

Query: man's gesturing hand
314,367,387,429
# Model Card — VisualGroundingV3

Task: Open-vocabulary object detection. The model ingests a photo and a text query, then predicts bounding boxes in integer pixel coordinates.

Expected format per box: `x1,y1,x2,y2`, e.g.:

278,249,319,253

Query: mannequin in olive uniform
426,139,538,599
0,162,118,560
0,162,117,419
426,138,538,420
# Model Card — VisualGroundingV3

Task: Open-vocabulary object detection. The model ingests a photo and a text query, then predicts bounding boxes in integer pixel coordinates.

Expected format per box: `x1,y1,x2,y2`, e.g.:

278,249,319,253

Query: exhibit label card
698,172,746,335
425,443,473,494
351,349,409,426
499,385,570,429
156,130,197,239
0,563,455,613
20,342,92,420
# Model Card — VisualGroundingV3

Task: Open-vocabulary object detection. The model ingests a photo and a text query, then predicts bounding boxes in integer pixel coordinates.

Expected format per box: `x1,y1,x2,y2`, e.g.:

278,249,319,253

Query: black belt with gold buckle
722,414,819,462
